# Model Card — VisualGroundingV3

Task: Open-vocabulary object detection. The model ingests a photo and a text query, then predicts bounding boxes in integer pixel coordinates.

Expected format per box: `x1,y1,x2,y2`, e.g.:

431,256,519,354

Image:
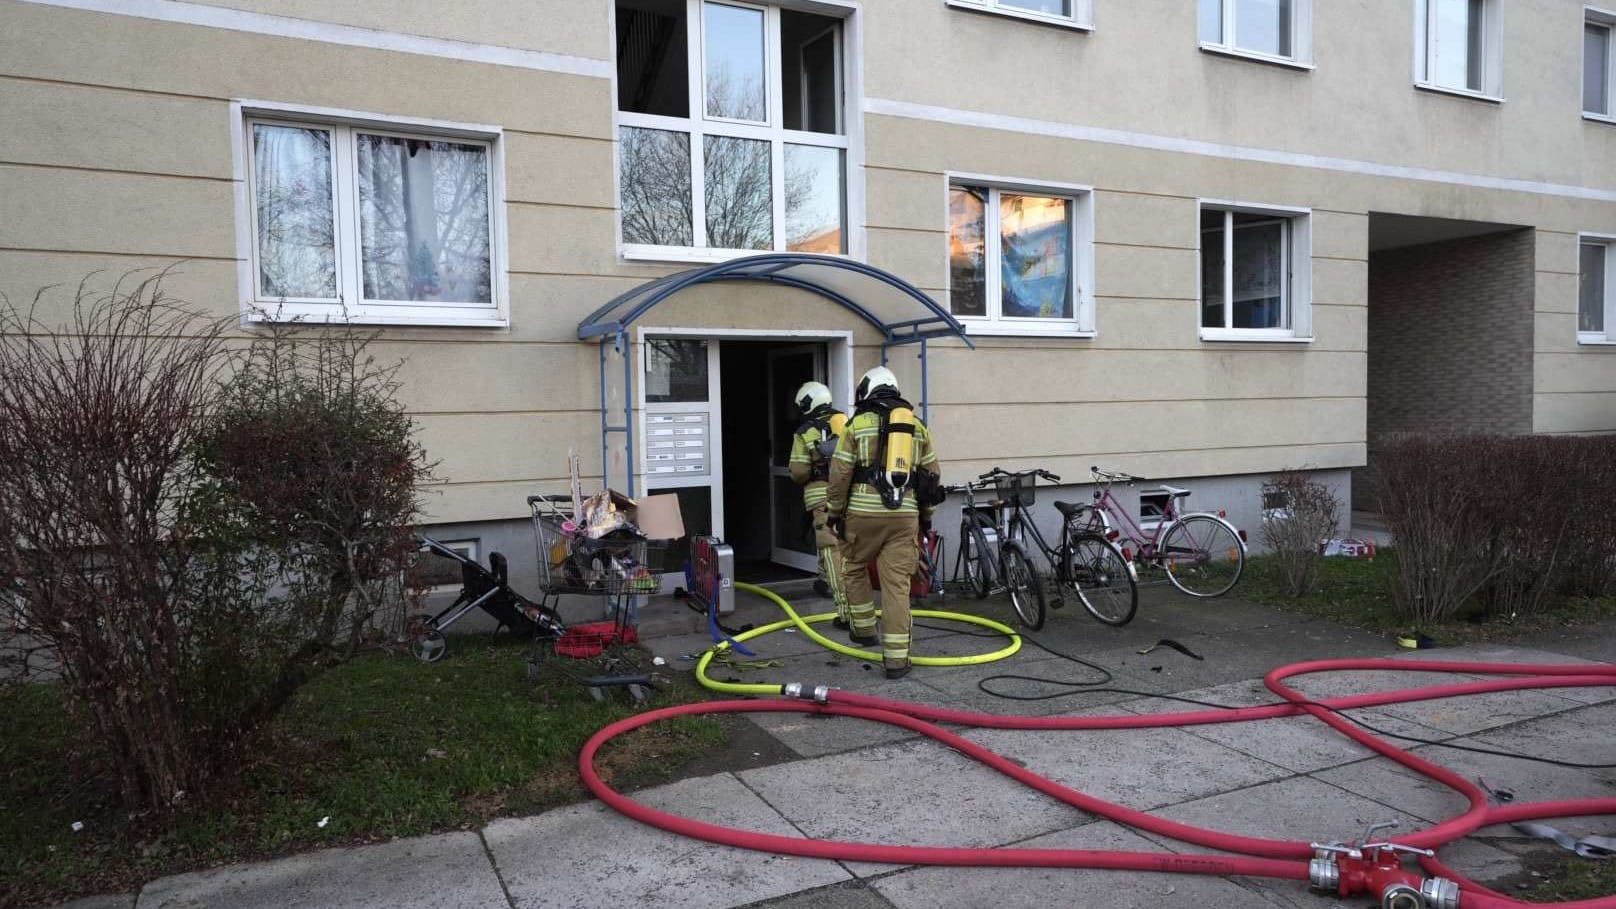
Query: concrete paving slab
736,736,1089,878
484,773,849,909
1076,619,1399,693
732,879,895,909
1463,701,1616,771
871,820,1292,909
960,706,1292,811
1312,742,1615,834
136,832,505,909
745,682,940,758
1356,687,1586,737
1147,774,1428,854
1112,677,1459,774
1387,645,1615,705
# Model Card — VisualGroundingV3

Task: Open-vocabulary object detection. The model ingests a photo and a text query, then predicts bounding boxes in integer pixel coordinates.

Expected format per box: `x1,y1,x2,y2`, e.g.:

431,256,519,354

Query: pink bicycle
1068,466,1247,598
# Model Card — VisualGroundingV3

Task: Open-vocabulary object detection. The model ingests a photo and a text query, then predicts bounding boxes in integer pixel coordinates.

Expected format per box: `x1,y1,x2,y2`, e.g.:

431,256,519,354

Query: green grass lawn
1238,550,1616,643
1,637,722,907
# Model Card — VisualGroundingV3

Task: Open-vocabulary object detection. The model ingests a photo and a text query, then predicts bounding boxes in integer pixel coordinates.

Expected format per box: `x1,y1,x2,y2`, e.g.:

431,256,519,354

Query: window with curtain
246,114,498,324
1199,0,1309,62
1199,204,1312,340
947,180,1094,335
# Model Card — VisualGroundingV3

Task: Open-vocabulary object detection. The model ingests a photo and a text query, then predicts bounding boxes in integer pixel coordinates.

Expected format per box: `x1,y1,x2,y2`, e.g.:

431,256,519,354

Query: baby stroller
408,536,565,663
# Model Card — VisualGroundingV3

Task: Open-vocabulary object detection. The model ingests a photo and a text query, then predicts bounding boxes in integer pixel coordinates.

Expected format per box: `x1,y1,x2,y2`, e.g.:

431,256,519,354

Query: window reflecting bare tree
356,135,491,304
254,125,337,299
705,136,772,250
620,127,693,246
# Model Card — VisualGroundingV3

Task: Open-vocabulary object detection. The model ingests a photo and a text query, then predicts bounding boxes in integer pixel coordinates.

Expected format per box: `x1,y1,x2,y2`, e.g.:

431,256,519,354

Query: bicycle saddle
1053,501,1087,516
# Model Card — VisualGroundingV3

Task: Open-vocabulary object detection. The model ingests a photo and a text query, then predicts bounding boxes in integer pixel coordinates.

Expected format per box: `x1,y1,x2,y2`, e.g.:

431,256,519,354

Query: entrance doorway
639,330,851,579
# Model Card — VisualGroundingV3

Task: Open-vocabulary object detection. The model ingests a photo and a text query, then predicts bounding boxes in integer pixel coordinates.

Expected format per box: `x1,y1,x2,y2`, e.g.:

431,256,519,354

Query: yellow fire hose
695,581,1022,695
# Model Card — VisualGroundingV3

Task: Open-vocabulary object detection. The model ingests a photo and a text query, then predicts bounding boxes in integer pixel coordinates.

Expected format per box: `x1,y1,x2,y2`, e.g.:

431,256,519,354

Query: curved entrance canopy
578,254,972,496
577,253,975,348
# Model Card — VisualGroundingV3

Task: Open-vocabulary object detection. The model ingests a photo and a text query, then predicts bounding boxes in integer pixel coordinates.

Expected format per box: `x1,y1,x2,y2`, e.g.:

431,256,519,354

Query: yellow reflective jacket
825,407,940,518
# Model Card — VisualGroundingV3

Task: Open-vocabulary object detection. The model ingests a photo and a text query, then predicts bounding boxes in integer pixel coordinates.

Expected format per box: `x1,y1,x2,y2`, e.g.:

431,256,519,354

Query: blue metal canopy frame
577,253,973,495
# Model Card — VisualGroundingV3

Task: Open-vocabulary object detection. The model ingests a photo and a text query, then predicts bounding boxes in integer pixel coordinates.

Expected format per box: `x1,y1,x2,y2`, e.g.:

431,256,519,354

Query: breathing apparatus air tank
816,411,849,460
876,406,916,509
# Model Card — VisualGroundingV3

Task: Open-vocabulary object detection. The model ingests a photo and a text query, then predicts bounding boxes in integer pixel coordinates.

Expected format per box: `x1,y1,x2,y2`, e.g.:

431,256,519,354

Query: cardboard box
632,493,685,540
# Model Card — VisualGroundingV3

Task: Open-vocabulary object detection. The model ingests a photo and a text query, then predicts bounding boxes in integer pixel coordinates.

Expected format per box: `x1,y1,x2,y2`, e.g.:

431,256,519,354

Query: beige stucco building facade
3,0,1614,580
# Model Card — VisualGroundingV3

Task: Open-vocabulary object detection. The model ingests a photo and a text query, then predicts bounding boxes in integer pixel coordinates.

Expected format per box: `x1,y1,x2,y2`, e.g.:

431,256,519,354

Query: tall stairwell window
616,0,852,261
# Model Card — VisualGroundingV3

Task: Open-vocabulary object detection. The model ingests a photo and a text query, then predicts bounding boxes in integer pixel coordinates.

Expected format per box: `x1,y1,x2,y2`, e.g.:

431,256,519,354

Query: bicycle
1069,467,1247,598
947,474,1005,601
981,467,1139,628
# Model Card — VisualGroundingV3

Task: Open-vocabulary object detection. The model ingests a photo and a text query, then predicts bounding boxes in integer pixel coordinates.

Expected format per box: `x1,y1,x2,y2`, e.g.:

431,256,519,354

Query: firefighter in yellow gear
787,381,851,628
824,366,941,679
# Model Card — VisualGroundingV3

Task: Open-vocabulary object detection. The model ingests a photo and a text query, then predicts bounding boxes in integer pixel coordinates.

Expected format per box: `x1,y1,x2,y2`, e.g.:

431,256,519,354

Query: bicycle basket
995,472,1036,507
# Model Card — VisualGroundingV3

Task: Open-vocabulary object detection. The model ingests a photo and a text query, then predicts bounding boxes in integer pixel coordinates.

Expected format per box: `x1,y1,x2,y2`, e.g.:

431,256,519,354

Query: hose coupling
1382,882,1423,909
1308,855,1340,891
1420,877,1460,909
781,683,831,704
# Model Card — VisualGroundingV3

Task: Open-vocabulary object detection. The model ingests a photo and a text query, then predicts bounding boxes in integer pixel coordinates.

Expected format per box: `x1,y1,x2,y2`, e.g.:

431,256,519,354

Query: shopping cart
527,495,666,666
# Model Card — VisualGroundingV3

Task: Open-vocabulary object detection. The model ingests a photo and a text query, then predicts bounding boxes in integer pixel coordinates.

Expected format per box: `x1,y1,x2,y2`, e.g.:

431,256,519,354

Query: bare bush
197,314,433,654
1373,434,1616,627
0,272,305,809
1259,471,1341,597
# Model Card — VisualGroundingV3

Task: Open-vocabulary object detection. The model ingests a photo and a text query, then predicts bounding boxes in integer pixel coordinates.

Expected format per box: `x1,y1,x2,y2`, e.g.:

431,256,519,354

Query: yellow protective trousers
839,512,918,670
808,502,849,623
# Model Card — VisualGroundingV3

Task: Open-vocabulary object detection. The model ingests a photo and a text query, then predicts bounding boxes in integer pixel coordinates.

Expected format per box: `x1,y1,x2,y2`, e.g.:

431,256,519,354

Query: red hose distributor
1310,821,1459,909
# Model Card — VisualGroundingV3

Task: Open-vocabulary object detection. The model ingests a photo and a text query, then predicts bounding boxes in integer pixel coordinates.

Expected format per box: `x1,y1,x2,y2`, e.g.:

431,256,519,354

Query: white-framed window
1587,8,1616,122
946,175,1095,337
1198,0,1313,67
1579,234,1616,344
615,0,854,263
945,0,1094,31
1198,202,1313,342
237,105,506,327
1414,0,1503,99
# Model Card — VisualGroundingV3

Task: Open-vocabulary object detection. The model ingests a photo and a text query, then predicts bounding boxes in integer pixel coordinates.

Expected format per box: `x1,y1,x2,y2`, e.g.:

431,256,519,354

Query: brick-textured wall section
1367,229,1535,445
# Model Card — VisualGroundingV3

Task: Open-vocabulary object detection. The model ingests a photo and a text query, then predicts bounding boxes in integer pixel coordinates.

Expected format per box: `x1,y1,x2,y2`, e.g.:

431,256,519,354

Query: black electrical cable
925,622,1615,770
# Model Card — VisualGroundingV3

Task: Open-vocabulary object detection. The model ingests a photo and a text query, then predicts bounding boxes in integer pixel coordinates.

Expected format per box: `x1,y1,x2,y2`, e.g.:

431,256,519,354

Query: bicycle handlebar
1090,466,1144,484
978,466,1062,483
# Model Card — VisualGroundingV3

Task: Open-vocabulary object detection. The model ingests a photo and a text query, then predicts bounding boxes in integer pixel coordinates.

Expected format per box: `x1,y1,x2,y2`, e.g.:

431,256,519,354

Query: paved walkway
50,587,1616,909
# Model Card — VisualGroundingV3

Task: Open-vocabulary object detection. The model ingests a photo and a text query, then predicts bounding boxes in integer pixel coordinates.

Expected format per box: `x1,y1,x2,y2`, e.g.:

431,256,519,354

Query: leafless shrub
197,312,433,656
1259,471,1341,597
1374,434,1616,626
0,271,301,809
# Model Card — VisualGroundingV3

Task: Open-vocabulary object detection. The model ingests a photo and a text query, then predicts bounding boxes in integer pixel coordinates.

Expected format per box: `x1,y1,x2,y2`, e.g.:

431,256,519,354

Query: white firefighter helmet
855,365,901,403
794,381,833,414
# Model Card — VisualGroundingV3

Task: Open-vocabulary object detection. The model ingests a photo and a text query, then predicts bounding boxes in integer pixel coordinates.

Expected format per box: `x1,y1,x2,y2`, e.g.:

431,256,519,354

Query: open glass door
765,344,827,572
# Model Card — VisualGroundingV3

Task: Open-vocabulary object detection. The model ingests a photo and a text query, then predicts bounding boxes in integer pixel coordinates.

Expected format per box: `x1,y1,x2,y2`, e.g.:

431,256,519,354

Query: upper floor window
945,0,1094,31
616,0,849,261
241,110,504,326
1581,236,1615,344
1588,10,1616,121
1198,0,1313,66
947,177,1095,337
1199,203,1313,342
1414,0,1502,98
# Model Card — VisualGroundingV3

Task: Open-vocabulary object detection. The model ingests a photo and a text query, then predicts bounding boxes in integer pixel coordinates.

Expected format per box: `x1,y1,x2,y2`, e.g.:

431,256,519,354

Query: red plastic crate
553,621,638,659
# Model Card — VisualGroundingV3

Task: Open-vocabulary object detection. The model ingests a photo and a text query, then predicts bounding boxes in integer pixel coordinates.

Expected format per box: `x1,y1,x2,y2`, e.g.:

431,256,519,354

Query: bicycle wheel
999,541,1047,631
1160,514,1245,598
1065,533,1138,626
959,516,996,599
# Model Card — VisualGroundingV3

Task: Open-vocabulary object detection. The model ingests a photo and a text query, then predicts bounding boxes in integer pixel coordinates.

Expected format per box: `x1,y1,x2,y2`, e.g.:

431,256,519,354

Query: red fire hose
580,658,1616,908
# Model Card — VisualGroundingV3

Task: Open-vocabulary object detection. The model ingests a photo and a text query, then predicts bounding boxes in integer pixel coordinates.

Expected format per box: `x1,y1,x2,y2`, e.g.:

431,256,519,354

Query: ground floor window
1581,236,1615,343
1198,202,1312,341
240,106,504,326
947,177,1094,336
